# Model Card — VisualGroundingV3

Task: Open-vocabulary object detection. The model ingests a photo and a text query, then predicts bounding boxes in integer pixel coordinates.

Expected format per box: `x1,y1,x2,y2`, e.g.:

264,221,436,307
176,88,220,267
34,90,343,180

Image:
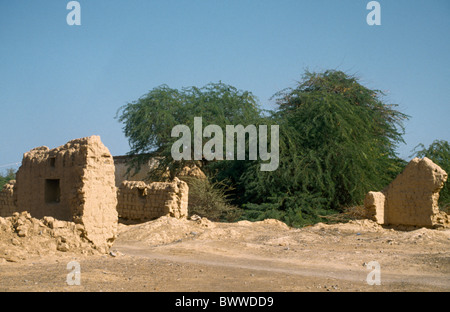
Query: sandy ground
0,216,449,292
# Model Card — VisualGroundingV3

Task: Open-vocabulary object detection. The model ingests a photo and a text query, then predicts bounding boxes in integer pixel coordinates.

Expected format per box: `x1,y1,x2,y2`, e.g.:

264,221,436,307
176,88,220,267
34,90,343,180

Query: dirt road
0,217,449,292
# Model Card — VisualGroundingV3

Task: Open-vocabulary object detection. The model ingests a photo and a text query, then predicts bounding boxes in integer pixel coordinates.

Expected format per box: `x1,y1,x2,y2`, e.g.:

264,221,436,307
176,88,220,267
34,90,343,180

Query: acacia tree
241,70,409,226
116,82,262,180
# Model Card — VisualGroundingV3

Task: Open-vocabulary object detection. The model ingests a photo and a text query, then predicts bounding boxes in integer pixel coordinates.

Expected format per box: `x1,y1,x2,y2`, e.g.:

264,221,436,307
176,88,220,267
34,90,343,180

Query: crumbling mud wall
364,191,386,225
117,178,188,221
0,181,18,217
364,157,449,227
11,136,118,252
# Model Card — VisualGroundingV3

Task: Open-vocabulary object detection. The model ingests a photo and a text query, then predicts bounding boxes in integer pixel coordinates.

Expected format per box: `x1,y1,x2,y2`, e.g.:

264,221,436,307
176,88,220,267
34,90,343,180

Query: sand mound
117,216,218,246
309,219,383,233
0,212,100,262
117,216,294,247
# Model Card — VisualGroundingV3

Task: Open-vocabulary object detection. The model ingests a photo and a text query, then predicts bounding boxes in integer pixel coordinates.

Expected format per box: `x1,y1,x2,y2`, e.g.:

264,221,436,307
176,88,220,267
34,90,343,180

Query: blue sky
1,0,449,173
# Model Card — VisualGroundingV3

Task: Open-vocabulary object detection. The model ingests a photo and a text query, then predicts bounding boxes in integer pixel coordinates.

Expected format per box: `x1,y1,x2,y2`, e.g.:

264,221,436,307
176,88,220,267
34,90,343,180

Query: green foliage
116,82,261,180
117,70,410,228
0,169,15,189
240,70,408,226
411,140,450,209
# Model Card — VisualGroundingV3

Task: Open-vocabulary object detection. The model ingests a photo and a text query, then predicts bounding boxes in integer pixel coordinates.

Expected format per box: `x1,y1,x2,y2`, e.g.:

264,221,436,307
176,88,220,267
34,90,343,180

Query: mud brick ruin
0,181,16,217
0,135,190,251
1,134,448,254
117,179,188,221
0,136,119,251
364,157,449,228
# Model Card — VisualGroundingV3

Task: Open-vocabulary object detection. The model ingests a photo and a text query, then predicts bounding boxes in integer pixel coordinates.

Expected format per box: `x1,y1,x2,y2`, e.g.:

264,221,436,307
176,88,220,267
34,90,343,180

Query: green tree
0,168,16,189
117,82,264,221
411,140,450,210
240,70,409,226
116,82,262,181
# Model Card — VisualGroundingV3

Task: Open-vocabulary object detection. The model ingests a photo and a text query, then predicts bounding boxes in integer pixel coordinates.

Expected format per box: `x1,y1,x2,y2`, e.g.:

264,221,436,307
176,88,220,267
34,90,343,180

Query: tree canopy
240,70,409,226
116,82,262,179
411,140,450,209
117,70,410,226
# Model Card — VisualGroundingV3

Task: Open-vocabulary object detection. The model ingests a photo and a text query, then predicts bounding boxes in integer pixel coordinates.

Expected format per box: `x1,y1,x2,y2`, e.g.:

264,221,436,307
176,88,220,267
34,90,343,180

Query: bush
0,169,15,190
181,176,242,222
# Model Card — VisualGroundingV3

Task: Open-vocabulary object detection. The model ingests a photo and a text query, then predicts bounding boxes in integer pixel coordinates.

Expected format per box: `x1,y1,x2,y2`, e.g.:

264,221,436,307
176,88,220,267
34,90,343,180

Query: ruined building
113,155,201,221
364,157,449,228
1,136,118,251
0,135,190,251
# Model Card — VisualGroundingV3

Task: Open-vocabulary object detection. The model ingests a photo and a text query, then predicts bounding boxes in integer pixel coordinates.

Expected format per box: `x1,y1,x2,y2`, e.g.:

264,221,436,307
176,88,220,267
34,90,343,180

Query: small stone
6,256,19,262
57,243,70,252
53,220,66,229
190,214,201,221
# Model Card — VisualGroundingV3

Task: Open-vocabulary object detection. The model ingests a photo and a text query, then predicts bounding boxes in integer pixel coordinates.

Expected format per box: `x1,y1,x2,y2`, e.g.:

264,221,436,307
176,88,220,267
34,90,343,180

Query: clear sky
1,0,449,173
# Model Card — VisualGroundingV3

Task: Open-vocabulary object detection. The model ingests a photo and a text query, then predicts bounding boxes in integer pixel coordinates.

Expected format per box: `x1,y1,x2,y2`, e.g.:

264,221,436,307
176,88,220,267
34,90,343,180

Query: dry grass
319,205,368,224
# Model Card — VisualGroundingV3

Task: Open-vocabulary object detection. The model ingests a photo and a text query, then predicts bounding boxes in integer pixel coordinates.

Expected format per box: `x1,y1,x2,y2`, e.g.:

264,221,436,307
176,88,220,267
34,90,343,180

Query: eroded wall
117,178,188,221
77,136,118,251
364,157,449,227
12,136,118,251
0,181,18,217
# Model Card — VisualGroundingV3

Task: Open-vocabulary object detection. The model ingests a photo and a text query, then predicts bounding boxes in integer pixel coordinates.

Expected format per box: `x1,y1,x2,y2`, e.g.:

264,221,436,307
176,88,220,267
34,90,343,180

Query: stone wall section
77,136,118,252
0,180,18,217
117,178,188,221
8,136,118,252
364,157,448,227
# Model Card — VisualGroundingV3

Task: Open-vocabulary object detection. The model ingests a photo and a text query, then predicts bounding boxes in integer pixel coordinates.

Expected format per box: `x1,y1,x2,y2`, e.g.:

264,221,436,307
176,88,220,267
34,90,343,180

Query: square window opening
45,179,60,203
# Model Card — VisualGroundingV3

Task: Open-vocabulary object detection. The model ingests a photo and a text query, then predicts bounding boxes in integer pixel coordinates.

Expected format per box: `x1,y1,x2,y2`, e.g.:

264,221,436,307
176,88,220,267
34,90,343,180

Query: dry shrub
181,176,242,222
319,205,368,224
